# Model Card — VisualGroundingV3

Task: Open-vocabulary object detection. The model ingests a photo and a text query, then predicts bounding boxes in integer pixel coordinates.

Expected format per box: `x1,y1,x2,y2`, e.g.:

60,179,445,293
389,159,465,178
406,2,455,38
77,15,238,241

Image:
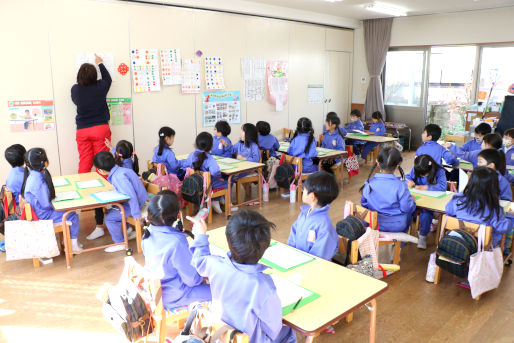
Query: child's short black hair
350,109,361,118
371,111,383,121
5,144,26,167
504,128,514,139
475,123,492,136
483,133,502,149
303,171,339,207
215,120,231,137
147,190,180,227
93,151,115,171
256,121,271,136
424,124,442,141
225,210,274,264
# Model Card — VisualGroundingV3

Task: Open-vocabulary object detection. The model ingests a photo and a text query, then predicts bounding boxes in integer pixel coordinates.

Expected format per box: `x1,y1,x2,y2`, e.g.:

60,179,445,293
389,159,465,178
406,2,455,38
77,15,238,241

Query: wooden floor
1,150,513,343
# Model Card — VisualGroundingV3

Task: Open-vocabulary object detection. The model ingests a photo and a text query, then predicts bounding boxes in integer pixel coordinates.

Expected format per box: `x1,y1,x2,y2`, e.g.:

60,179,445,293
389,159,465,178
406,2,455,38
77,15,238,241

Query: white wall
0,0,353,180
352,6,514,104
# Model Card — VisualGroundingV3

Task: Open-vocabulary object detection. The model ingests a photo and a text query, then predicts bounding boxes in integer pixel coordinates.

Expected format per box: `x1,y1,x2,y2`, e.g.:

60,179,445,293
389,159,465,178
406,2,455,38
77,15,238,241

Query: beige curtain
363,18,393,120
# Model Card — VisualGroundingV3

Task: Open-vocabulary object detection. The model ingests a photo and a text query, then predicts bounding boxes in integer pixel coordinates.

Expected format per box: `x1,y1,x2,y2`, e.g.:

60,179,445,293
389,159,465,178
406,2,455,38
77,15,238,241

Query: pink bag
152,163,182,194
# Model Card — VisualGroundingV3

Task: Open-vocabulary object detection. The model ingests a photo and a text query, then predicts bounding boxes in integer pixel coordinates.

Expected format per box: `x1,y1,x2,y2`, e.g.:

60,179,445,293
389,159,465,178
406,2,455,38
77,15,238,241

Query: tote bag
5,219,59,261
468,225,503,299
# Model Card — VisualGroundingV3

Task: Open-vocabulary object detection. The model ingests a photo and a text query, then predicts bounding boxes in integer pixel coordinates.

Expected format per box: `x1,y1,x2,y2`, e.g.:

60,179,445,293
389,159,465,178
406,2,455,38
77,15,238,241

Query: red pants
76,124,111,173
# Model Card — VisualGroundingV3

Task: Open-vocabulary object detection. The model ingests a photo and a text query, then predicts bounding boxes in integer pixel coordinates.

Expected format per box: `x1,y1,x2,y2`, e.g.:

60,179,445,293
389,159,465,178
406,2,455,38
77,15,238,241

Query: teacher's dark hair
77,63,97,87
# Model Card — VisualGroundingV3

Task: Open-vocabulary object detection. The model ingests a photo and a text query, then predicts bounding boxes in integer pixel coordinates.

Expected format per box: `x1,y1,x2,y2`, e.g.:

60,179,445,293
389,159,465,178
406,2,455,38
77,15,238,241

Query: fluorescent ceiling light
365,2,408,16
324,0,343,3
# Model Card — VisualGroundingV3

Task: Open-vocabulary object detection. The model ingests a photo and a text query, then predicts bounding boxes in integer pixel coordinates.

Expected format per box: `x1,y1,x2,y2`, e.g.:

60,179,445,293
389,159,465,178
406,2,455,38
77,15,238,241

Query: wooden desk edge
52,198,130,212
283,284,389,335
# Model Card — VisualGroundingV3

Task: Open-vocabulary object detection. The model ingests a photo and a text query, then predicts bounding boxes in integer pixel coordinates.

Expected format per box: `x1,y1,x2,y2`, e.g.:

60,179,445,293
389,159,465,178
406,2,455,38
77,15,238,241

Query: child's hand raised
186,215,208,235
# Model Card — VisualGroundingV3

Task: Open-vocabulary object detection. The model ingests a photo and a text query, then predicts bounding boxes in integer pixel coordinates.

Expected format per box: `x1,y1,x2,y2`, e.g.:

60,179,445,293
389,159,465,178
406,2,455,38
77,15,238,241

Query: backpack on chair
181,169,207,206
436,229,477,278
336,216,367,265
274,164,295,189
152,163,182,194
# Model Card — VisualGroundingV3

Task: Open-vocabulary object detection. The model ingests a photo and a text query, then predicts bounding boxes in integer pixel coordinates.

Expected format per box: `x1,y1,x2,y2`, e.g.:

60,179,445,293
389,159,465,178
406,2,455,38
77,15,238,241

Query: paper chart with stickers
160,49,182,85
202,91,240,127
7,100,55,132
107,98,132,126
205,57,225,90
130,49,160,93
241,57,266,101
76,53,116,81
182,58,202,94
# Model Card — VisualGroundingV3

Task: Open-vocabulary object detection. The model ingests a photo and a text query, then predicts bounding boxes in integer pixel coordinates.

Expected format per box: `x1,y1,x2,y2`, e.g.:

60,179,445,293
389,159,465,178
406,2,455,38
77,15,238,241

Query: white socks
71,238,83,252
212,200,223,214
417,235,427,250
87,226,105,240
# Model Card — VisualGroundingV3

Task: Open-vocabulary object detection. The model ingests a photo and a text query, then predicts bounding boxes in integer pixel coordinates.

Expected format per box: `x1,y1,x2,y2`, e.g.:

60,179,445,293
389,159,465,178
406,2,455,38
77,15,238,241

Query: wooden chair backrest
260,149,270,161
281,154,303,175
1,187,16,215
441,215,492,248
445,135,466,144
147,161,167,175
282,128,294,140
346,201,378,229
142,180,163,195
123,256,166,343
318,134,324,147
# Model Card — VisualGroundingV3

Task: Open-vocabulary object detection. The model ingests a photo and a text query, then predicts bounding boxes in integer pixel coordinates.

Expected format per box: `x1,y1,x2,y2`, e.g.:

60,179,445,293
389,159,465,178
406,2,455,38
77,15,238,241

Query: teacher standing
71,54,112,173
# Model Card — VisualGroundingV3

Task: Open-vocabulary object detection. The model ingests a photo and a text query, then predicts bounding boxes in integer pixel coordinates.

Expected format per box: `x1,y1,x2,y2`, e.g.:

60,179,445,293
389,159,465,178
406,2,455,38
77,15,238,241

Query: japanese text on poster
76,53,116,81
241,57,266,101
267,61,288,111
202,91,241,127
107,98,132,126
8,100,55,132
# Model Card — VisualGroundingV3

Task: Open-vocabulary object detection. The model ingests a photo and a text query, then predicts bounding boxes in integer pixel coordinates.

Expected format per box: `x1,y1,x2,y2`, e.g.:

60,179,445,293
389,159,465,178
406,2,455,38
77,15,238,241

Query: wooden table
345,133,398,143
52,172,129,268
177,155,265,216
278,142,347,169
207,226,388,343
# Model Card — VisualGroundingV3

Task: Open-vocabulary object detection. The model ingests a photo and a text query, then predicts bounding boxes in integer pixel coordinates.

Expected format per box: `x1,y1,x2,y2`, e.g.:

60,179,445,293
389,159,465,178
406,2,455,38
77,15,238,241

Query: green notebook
259,242,315,272
270,273,320,316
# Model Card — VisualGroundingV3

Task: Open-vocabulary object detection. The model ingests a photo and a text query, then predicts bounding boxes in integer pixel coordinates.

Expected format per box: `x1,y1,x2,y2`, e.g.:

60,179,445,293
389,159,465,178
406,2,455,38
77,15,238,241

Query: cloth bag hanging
5,219,59,261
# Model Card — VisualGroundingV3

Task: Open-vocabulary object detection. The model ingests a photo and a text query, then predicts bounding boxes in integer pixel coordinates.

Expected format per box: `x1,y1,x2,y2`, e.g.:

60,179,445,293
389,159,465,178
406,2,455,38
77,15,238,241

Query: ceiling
245,0,514,19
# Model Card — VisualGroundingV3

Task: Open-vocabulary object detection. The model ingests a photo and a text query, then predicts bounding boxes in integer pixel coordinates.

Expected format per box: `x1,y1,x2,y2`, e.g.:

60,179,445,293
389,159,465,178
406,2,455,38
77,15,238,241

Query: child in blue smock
345,109,365,153
107,139,139,174
142,190,211,310
361,147,416,232
406,154,447,249
211,120,233,158
444,133,503,167
21,148,82,252
358,111,386,164
504,129,514,182
152,126,185,179
445,167,512,247
257,121,280,158
188,210,296,343
4,144,26,206
287,171,339,260
477,149,513,201
417,124,459,167
287,117,318,173
461,123,491,152
322,112,347,136
321,114,346,170
183,132,227,215
232,123,261,162
93,151,148,252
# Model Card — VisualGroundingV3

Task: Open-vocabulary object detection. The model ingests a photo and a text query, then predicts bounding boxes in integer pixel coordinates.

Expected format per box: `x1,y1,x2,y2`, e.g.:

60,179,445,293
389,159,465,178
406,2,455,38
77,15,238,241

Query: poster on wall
205,57,225,90
76,53,116,81
7,100,55,132
307,84,324,104
107,98,132,126
182,58,202,94
267,61,288,111
241,57,266,101
160,48,182,85
130,49,161,93
202,91,241,127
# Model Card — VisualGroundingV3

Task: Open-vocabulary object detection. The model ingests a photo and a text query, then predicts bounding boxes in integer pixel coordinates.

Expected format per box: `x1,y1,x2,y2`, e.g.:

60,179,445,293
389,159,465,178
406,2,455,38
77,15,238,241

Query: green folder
409,189,449,199
259,242,315,273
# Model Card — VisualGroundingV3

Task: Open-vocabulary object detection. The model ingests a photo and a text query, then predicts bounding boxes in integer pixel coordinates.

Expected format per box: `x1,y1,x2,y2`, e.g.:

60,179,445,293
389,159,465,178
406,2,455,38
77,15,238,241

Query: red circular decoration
118,63,129,76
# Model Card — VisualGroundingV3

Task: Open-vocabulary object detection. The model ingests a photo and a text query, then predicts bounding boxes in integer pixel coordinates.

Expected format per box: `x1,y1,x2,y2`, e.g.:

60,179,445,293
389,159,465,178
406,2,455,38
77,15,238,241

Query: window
478,46,514,106
384,50,425,107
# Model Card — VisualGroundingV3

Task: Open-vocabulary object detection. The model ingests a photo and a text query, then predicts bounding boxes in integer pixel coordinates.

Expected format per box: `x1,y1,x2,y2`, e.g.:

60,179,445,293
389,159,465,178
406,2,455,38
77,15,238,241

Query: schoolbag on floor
102,280,153,342
181,173,205,205
275,164,295,189
436,229,477,278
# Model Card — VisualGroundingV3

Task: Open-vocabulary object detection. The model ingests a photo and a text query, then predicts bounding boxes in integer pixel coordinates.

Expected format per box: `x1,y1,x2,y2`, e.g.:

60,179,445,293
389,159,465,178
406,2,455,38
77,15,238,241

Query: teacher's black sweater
71,63,112,129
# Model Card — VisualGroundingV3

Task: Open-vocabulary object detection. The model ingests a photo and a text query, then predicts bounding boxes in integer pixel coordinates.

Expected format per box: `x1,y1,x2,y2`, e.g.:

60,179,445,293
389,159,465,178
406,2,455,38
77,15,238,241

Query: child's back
184,149,226,189
287,133,317,173
108,165,148,215
258,134,280,157
6,167,24,205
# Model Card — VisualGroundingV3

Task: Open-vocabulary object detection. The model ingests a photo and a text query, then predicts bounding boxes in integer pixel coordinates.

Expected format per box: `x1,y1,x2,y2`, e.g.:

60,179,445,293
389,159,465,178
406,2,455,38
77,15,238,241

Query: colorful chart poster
267,61,288,111
7,100,55,132
130,49,161,93
202,91,241,127
205,57,225,90
182,58,202,94
76,53,116,81
160,48,182,85
107,98,132,126
241,57,266,101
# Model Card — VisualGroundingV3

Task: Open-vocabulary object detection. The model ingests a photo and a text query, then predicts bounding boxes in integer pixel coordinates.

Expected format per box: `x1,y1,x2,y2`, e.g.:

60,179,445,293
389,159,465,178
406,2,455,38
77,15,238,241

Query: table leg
304,336,315,343
226,175,233,217
62,211,72,269
408,128,412,151
257,167,263,207
368,299,377,343
113,203,128,250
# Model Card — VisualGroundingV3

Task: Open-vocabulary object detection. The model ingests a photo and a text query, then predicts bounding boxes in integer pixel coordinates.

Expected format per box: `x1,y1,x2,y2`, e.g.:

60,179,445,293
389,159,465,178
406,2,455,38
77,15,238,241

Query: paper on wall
205,57,225,90
76,53,116,82
202,91,241,127
160,48,182,85
130,49,160,92
7,100,55,133
267,61,288,111
307,84,324,104
242,57,266,101
182,58,201,94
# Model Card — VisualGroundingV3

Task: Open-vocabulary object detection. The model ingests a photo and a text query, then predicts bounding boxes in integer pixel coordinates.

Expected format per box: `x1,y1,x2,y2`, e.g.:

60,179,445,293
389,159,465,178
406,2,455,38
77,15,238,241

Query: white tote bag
468,225,503,299
5,219,59,261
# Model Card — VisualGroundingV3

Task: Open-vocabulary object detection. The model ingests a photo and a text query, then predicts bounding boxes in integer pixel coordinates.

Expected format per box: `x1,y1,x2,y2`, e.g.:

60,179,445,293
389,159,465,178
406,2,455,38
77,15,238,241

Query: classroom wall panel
0,0,61,181
46,0,132,175
326,28,354,53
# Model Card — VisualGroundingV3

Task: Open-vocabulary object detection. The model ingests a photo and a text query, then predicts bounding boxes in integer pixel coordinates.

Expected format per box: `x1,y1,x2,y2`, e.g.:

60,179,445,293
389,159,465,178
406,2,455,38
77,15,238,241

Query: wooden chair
127,180,164,254
184,171,228,224
236,155,262,205
18,197,65,269
444,135,467,145
1,187,17,216
279,155,309,202
318,134,343,185
282,128,294,140
433,215,495,300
